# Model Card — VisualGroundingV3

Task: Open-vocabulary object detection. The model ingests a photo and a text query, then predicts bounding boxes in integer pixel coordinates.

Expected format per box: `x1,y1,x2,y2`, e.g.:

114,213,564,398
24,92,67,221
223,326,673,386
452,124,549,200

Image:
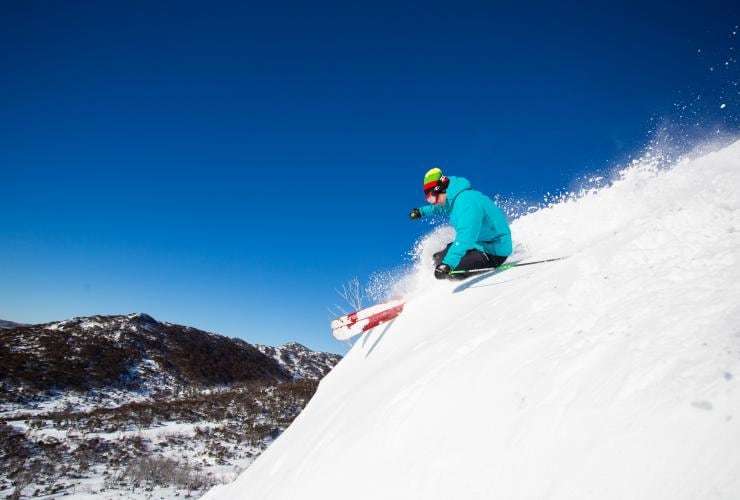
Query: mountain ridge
0,312,339,408
0,320,25,329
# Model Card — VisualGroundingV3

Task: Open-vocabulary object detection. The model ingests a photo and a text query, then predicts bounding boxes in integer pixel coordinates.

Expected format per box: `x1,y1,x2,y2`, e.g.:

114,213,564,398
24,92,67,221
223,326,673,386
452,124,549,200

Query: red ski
331,299,405,341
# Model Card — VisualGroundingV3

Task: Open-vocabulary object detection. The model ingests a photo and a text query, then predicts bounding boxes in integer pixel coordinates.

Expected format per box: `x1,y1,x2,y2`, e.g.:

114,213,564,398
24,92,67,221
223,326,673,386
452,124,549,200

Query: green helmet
423,167,449,196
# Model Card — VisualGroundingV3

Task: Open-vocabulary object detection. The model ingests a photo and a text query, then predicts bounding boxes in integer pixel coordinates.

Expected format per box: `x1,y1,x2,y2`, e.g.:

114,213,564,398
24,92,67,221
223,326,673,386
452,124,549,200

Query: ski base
332,299,405,340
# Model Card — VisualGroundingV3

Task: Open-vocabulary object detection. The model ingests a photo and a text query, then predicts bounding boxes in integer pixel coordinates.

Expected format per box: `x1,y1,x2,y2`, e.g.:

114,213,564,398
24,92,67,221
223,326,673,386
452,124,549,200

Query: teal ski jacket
419,176,512,268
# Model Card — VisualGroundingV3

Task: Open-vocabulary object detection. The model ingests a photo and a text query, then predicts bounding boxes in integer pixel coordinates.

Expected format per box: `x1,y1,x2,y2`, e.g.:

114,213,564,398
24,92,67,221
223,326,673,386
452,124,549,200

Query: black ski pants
433,243,507,279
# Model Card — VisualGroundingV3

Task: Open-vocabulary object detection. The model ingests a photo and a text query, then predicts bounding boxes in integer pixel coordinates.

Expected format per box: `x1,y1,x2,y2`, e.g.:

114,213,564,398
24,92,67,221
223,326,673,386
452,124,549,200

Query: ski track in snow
205,140,740,500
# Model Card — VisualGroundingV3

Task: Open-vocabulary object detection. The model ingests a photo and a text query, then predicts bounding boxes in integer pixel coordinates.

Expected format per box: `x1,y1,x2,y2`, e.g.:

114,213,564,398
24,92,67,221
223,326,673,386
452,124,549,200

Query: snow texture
205,140,740,500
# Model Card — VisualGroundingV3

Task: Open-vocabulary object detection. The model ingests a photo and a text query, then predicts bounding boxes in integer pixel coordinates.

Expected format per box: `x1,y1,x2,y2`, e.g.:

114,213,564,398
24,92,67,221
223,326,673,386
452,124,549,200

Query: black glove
434,263,452,280
409,208,421,220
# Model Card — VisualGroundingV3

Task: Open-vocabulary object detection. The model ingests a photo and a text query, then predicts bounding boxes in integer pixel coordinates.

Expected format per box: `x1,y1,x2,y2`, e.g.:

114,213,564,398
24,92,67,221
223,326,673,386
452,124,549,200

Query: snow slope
205,140,740,500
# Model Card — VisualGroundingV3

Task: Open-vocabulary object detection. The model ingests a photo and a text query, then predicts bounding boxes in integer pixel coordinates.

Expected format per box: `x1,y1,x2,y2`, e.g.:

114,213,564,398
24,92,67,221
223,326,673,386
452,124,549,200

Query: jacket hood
445,176,472,208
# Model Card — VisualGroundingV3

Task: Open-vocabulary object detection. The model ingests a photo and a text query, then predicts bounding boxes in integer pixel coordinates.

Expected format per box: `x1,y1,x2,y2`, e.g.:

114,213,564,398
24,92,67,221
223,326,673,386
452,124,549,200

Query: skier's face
426,191,447,205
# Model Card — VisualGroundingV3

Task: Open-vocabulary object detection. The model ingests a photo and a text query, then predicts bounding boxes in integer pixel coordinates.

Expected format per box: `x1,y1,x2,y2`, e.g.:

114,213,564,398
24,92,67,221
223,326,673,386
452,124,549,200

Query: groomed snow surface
205,140,740,500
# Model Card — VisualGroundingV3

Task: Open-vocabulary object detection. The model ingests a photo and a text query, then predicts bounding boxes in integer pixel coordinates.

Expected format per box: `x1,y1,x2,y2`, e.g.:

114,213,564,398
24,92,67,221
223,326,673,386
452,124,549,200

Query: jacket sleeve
419,204,446,217
442,197,482,268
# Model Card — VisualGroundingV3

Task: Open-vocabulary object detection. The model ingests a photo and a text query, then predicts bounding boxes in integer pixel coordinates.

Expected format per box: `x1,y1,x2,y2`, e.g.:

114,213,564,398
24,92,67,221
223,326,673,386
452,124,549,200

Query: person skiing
410,167,512,280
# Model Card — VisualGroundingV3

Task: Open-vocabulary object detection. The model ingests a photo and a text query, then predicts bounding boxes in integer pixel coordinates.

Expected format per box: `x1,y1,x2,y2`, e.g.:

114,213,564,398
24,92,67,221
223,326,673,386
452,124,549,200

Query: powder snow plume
205,139,740,500
372,137,739,303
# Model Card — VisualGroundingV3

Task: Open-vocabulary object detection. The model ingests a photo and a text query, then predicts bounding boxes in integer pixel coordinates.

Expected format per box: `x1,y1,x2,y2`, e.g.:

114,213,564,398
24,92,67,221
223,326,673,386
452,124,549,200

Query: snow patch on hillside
256,343,342,380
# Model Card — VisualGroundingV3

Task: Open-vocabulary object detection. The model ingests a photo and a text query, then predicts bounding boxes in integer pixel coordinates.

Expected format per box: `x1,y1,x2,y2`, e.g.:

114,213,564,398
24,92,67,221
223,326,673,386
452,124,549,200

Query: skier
410,167,512,280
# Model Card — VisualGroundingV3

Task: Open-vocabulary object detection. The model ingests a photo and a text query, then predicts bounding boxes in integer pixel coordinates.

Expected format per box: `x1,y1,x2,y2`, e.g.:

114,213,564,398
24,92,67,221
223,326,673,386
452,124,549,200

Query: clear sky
1,1,737,354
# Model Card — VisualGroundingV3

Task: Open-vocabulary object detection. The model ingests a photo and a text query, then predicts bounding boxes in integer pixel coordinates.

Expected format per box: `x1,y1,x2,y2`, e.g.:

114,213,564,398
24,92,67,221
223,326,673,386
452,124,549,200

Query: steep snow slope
205,141,740,500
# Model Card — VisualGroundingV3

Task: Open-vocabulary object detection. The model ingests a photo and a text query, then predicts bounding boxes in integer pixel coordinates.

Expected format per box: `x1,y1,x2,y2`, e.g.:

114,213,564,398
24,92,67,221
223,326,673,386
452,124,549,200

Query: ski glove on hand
434,263,452,280
409,208,421,220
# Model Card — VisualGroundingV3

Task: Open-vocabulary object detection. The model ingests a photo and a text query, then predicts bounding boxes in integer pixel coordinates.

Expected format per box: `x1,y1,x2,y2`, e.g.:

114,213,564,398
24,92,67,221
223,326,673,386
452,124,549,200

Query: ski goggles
424,177,448,204
425,191,440,204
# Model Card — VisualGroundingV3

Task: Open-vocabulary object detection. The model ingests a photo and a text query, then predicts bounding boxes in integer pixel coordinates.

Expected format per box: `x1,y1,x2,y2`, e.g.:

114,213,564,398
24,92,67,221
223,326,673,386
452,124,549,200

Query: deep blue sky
1,1,737,353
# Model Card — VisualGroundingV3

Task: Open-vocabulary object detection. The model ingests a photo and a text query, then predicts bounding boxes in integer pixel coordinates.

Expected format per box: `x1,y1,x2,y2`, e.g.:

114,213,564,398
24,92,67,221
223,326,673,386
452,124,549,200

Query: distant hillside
257,342,342,380
0,313,337,402
0,320,25,329
0,313,342,498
